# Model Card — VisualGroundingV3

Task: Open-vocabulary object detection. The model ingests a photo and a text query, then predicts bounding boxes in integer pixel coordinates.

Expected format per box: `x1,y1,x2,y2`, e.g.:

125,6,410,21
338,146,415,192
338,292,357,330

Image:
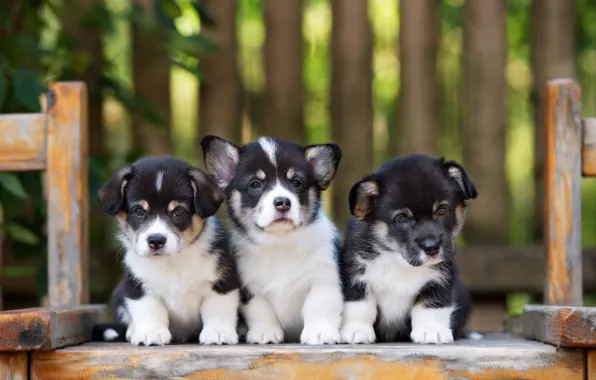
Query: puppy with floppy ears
92,156,241,346
340,154,477,344
201,135,344,345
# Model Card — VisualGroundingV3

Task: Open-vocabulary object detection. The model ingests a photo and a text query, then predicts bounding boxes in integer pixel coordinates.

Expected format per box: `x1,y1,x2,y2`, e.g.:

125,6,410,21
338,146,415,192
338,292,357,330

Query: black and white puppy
201,135,344,345
340,154,477,344
92,156,240,346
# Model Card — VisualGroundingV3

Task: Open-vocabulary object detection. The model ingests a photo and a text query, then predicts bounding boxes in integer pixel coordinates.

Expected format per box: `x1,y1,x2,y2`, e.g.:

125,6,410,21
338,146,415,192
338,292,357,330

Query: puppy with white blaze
340,154,478,344
91,157,241,346
201,135,344,345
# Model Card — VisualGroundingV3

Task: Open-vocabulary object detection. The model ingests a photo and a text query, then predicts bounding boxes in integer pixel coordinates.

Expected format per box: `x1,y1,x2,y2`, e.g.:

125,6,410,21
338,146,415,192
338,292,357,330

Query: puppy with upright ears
92,156,241,346
340,154,477,344
201,135,344,345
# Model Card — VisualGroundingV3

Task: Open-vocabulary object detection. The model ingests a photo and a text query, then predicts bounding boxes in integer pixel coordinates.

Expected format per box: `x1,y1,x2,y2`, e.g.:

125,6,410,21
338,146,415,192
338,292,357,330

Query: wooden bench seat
28,335,584,380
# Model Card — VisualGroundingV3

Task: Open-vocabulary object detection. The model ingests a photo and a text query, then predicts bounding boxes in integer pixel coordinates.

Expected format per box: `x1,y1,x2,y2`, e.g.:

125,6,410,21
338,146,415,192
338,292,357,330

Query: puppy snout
416,235,442,256
147,234,167,250
274,196,291,212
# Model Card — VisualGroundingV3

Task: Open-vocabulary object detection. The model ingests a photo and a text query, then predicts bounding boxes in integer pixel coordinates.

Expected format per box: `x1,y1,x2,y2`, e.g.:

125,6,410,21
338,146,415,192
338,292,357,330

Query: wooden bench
0,78,595,379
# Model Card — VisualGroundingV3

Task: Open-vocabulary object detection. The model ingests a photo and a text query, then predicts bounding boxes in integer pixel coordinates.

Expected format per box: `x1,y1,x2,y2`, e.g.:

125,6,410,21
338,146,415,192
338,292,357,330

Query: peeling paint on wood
522,304,596,347
30,336,585,379
0,114,47,171
582,118,596,176
543,79,583,306
46,82,90,307
0,305,106,352
0,352,27,380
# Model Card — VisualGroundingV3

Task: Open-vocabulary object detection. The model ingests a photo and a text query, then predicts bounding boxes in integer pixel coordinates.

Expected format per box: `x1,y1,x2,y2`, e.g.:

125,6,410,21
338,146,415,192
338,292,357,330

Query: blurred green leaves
0,173,28,199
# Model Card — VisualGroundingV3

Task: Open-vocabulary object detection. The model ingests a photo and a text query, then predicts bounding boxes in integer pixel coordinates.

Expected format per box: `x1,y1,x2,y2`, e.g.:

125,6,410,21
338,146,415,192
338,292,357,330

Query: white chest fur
234,215,340,332
360,252,444,325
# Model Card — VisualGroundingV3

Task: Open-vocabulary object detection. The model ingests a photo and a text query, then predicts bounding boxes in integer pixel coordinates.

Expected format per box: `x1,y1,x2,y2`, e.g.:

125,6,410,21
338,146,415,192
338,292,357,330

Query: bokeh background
1,0,595,332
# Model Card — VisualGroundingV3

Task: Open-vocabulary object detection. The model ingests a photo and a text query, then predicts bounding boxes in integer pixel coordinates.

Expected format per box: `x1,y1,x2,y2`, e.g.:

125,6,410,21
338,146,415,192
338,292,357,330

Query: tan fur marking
353,181,379,220
179,215,205,243
168,201,180,212
286,168,295,180
453,204,467,237
133,200,149,211
256,170,266,180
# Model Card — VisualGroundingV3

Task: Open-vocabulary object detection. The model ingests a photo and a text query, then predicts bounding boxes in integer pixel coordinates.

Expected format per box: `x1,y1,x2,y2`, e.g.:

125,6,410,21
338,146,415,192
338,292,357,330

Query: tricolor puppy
201,135,344,345
92,156,240,346
340,154,477,344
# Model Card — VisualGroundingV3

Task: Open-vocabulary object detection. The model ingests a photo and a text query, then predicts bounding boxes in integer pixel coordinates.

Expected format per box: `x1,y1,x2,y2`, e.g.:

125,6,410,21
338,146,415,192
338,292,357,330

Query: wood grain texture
588,350,596,380
544,79,583,306
0,113,47,171
0,305,106,352
46,82,90,307
522,304,596,347
0,352,27,380
582,118,596,176
30,336,584,380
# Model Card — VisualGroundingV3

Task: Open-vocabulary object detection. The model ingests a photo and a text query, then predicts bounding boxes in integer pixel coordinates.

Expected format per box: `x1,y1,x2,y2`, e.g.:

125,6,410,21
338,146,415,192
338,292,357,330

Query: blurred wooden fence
0,0,586,331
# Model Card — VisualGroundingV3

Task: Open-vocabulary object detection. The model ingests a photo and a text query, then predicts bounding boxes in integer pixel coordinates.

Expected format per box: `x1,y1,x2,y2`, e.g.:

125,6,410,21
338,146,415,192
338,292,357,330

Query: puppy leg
125,295,172,346
301,282,343,345
199,289,240,345
410,282,455,344
243,294,284,344
340,296,377,344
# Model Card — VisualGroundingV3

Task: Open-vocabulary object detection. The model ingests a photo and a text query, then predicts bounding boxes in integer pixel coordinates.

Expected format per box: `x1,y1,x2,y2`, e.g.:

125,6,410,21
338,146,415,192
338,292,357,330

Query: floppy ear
200,135,240,189
442,159,478,200
188,167,224,219
97,165,133,215
348,177,379,220
303,144,342,190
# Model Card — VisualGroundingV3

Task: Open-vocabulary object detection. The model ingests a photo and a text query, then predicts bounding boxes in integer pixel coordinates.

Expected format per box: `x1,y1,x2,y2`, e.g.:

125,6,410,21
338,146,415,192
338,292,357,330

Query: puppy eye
249,181,262,190
132,206,145,217
395,213,409,224
437,206,448,216
291,178,302,188
173,207,185,217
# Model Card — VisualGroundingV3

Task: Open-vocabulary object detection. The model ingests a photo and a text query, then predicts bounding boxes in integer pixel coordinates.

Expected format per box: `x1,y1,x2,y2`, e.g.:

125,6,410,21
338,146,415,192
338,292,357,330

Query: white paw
199,327,239,345
246,324,284,344
126,324,172,346
340,324,376,344
301,324,341,345
410,326,453,344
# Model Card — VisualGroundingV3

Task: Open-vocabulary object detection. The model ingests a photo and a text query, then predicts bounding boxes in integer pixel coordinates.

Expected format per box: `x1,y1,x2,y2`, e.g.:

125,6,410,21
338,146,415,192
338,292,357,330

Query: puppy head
201,135,341,234
97,156,223,257
349,154,477,266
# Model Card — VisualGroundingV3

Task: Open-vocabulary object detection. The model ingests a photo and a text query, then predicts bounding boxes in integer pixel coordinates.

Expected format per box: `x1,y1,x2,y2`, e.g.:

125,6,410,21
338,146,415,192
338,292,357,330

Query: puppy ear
200,135,240,188
188,168,224,219
442,159,478,200
349,178,379,220
97,166,133,215
303,144,342,190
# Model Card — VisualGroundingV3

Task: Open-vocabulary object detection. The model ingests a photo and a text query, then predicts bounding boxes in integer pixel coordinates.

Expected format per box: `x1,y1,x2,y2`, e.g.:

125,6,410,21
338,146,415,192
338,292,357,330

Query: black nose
147,234,167,250
416,236,442,256
274,197,291,212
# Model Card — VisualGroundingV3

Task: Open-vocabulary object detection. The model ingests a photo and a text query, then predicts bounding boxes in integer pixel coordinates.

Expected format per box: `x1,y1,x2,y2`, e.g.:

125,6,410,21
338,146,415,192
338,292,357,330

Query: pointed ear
97,165,133,215
188,167,224,219
349,178,379,220
200,135,240,188
303,143,342,190
442,159,478,200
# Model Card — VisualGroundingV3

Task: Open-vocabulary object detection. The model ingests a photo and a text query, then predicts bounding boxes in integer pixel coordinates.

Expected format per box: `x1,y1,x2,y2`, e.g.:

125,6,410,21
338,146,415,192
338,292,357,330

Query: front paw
410,326,453,344
246,324,284,344
126,324,172,346
199,326,239,345
341,323,376,344
301,324,341,345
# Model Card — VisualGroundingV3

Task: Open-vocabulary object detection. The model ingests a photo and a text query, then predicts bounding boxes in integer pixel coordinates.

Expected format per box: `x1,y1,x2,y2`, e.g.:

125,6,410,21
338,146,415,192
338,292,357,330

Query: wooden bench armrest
0,305,107,351
522,304,596,347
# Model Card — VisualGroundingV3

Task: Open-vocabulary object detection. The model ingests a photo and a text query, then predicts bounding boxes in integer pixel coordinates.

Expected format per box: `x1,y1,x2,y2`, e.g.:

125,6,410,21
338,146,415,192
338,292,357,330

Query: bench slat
0,113,47,171
582,117,596,176
522,304,596,347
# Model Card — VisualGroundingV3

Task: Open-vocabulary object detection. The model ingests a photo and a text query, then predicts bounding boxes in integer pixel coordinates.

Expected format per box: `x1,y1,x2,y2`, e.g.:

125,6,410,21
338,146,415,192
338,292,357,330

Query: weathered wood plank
582,118,596,176
46,82,89,307
30,337,584,379
0,113,47,171
588,350,596,380
0,352,27,380
522,304,596,347
0,305,106,352
544,78,583,306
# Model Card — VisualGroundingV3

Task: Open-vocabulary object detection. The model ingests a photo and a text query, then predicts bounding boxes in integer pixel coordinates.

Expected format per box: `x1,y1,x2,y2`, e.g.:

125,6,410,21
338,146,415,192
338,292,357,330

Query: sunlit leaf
0,173,28,199
7,223,39,245
2,265,36,278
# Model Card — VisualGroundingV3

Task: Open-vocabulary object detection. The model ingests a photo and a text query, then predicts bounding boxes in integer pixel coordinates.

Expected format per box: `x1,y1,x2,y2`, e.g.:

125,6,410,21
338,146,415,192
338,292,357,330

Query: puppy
92,156,240,346
339,154,477,344
201,135,344,345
